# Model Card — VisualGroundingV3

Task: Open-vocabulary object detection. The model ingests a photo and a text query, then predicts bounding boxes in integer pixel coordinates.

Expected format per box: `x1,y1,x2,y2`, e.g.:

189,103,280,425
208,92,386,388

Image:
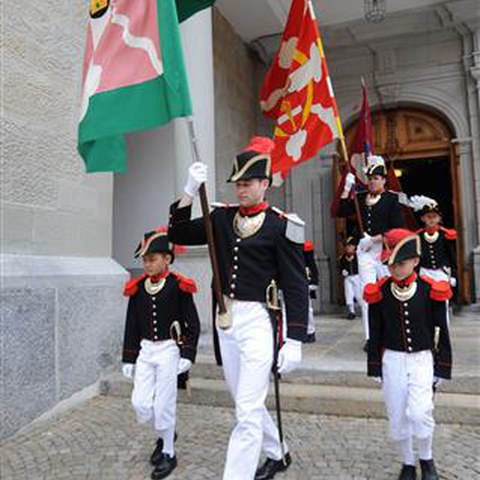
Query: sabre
266,280,288,467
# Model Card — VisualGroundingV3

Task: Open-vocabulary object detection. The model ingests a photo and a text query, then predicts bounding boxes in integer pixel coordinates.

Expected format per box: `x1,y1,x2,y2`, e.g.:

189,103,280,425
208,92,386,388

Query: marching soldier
338,155,405,350
364,228,452,480
168,136,309,480
410,195,457,285
121,228,200,480
338,236,363,320
304,241,319,342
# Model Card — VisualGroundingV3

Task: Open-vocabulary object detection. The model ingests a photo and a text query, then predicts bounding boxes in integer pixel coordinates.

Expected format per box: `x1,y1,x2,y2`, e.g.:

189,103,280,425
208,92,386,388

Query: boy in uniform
338,236,363,320
364,228,452,480
122,227,200,480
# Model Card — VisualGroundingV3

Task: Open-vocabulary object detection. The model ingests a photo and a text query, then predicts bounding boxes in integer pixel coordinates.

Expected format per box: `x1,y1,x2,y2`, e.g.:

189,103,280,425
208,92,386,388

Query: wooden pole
186,118,227,316
338,129,365,235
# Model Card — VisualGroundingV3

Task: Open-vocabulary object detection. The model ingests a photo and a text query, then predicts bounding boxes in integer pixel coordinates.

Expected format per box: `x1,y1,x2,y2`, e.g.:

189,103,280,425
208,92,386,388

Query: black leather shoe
398,464,417,480
151,454,177,480
150,438,164,466
420,459,439,480
363,340,369,353
347,312,356,320
305,333,316,343
255,453,291,480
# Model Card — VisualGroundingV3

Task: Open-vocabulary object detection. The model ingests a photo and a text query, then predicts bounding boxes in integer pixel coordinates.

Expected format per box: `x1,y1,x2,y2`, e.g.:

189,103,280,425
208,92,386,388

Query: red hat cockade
381,228,421,266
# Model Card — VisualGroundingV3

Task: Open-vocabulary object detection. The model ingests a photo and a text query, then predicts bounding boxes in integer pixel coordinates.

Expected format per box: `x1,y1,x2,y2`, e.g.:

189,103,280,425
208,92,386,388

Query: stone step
190,360,480,395
100,372,480,426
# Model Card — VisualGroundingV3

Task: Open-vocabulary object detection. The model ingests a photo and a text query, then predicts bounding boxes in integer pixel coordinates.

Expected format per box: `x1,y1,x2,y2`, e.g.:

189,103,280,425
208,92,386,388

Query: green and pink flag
78,0,214,173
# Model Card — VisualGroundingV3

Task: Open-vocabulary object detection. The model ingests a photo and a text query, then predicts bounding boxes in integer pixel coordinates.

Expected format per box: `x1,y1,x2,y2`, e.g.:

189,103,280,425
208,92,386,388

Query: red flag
260,0,340,185
330,81,372,217
348,81,372,187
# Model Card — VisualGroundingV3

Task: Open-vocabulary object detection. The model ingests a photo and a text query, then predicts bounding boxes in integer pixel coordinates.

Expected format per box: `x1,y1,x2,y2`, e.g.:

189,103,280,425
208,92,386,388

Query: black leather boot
255,453,291,480
420,459,439,480
150,438,164,466
151,454,177,479
363,340,369,353
305,332,316,343
398,464,417,480
347,311,356,320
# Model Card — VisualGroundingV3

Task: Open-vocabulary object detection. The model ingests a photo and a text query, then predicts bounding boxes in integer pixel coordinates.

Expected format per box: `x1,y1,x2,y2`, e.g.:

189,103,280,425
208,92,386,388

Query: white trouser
131,339,179,432
217,301,285,480
307,297,315,335
343,274,363,312
382,349,435,442
358,243,389,340
420,267,451,326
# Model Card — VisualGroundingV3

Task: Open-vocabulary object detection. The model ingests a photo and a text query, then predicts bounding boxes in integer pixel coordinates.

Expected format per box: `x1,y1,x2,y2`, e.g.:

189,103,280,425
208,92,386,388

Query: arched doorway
333,107,469,304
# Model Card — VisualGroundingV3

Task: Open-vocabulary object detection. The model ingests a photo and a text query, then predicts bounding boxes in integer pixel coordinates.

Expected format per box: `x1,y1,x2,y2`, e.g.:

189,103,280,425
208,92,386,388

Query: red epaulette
123,273,147,297
303,241,314,252
421,276,453,301
441,227,457,240
363,276,389,304
172,271,198,294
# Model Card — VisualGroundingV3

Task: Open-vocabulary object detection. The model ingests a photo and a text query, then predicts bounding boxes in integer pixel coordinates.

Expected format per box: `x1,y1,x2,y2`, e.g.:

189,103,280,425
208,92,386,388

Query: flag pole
185,117,228,319
316,19,364,234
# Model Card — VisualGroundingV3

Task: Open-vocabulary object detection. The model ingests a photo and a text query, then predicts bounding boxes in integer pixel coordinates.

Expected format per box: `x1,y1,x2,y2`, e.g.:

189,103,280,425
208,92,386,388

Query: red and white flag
260,0,341,185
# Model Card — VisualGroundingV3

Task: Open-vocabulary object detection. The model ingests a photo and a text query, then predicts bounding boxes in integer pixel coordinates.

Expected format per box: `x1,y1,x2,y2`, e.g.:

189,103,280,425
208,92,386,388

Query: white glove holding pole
277,338,302,374
122,364,134,379
177,358,192,375
342,269,349,278
343,172,356,194
184,162,208,197
358,233,374,253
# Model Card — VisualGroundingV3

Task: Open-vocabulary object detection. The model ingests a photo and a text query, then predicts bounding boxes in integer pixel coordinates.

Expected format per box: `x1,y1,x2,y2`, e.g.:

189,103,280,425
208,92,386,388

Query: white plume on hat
364,155,385,174
408,195,438,212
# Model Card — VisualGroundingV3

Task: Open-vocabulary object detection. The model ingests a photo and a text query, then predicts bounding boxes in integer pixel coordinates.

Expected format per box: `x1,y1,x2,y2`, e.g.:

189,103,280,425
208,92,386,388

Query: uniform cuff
122,350,139,364
180,345,196,363
169,201,192,225
287,325,307,342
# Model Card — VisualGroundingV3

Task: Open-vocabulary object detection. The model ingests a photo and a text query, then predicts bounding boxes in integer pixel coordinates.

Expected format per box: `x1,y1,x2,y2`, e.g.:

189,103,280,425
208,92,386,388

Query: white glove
277,338,302,374
358,233,374,252
343,172,356,193
122,363,134,379
373,377,382,384
449,277,457,288
342,269,349,277
184,162,208,197
433,376,443,387
177,358,192,375
309,285,318,292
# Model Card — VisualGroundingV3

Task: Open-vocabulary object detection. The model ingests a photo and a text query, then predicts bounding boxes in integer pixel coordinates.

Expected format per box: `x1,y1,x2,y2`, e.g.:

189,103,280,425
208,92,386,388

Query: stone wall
212,8,259,203
1,1,128,438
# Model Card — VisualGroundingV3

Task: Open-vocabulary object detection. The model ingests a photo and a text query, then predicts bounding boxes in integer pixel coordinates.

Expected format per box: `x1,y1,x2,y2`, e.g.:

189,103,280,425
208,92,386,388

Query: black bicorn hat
345,235,358,246
227,136,275,183
364,155,387,177
382,228,421,266
409,195,441,217
133,227,184,262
